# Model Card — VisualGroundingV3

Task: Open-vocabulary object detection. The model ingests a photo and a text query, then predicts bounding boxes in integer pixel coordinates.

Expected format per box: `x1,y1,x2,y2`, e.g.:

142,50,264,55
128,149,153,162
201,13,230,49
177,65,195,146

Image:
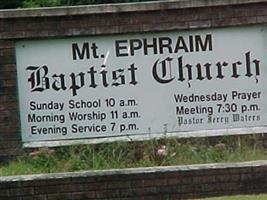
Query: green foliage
20,0,157,8
200,194,267,200
59,0,157,6
0,135,266,176
22,0,61,8
0,0,23,9
0,0,159,9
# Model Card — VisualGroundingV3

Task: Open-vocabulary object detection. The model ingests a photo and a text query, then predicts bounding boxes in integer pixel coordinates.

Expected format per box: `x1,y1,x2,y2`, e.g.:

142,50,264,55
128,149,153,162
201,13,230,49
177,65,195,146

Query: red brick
119,24,143,33
0,64,16,72
212,16,257,27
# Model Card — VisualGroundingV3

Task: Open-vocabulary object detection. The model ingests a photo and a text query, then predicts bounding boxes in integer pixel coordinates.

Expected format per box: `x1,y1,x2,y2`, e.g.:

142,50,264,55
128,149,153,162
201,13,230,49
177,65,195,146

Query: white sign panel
16,26,267,147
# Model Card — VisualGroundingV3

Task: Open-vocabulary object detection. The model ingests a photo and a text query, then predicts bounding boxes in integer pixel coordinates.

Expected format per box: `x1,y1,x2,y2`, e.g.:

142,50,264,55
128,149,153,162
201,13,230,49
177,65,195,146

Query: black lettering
69,72,85,96
177,56,193,84
196,63,212,81
174,36,189,53
143,38,157,55
88,66,97,88
152,57,174,84
232,61,242,78
216,62,228,79
195,34,212,52
27,65,50,92
245,51,260,78
72,43,90,60
91,43,99,58
115,40,128,57
159,37,172,54
112,69,125,87
128,63,138,85
52,74,67,91
130,39,142,56
100,65,109,87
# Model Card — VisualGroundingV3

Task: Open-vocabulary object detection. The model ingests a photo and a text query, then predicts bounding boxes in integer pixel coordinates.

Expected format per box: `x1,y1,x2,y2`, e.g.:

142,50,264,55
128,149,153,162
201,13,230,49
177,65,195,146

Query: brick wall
1,0,267,158
1,0,267,159
0,0,267,155
0,161,267,200
0,40,21,161
1,1,267,199
2,0,267,41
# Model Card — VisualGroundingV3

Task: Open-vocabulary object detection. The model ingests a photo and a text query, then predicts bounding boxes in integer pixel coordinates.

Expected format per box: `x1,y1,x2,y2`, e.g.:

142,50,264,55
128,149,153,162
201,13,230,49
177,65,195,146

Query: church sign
16,25,267,147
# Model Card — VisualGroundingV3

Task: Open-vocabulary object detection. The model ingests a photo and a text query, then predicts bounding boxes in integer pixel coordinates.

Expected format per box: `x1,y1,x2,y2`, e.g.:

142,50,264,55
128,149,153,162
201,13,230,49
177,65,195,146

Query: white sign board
16,26,267,147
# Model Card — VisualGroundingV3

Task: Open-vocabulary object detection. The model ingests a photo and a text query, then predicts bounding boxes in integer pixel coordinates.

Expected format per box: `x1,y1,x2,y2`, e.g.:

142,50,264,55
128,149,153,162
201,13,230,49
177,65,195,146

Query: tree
0,0,157,8
22,0,60,8
60,0,155,5
0,0,23,9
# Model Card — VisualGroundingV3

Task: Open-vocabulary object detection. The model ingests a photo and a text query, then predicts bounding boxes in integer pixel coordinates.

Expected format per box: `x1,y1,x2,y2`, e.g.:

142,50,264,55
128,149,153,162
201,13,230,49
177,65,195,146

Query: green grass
0,135,266,176
199,194,267,200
